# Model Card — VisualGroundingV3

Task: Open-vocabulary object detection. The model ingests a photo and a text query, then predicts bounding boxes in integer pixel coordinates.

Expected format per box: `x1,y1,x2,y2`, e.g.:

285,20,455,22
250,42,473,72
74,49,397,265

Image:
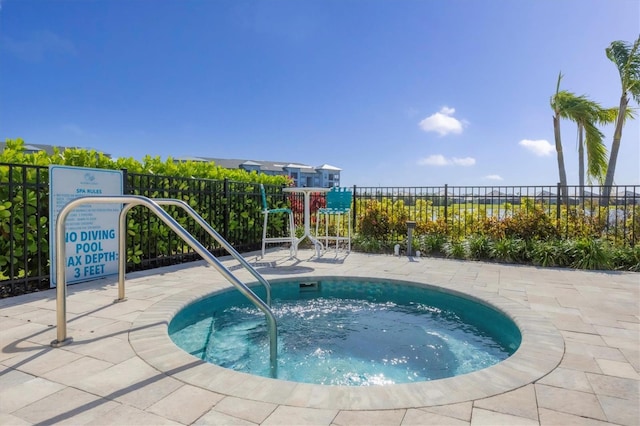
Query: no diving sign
49,166,123,287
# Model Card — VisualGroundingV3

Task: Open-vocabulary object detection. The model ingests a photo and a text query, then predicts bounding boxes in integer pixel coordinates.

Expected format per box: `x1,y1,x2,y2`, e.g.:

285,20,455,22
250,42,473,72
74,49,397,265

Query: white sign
49,166,123,287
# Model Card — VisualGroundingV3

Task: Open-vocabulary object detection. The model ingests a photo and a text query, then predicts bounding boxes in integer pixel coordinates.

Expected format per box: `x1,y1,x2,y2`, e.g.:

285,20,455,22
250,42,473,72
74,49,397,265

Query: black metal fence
1,161,638,297
352,184,639,246
0,164,291,297
124,173,293,271
0,164,50,296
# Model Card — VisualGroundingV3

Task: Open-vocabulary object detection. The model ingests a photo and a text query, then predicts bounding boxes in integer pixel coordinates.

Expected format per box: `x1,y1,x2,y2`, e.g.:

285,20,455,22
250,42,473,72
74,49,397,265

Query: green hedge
0,138,290,289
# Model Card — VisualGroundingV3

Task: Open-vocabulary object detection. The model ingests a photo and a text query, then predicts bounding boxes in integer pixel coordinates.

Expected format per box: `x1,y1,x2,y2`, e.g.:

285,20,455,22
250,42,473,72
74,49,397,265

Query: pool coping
130,268,565,410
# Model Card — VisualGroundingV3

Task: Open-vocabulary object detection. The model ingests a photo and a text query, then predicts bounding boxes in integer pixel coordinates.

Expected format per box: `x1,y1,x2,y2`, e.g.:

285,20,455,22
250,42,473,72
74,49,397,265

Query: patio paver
0,249,638,425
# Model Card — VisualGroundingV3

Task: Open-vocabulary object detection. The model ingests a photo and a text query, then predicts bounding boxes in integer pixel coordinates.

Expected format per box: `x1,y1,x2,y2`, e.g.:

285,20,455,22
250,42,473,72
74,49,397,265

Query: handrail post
51,212,71,347
118,207,127,301
116,203,138,302
118,168,129,302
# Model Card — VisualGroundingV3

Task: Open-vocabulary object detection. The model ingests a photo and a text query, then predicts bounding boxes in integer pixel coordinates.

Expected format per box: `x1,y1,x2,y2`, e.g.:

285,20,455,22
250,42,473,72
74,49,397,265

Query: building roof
315,164,342,171
182,157,340,174
177,155,208,162
0,142,112,157
0,143,339,176
284,163,315,170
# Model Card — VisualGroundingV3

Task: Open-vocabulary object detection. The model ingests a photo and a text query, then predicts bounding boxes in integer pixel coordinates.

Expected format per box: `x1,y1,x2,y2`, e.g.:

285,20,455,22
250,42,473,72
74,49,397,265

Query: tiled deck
1,249,638,425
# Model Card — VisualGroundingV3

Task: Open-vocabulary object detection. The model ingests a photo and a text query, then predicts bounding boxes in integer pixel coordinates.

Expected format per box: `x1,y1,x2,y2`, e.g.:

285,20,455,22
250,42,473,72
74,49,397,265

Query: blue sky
1,0,639,187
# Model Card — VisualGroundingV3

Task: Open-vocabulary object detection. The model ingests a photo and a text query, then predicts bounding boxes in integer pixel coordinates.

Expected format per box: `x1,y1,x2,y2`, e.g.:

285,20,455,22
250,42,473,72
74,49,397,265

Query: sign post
49,166,123,287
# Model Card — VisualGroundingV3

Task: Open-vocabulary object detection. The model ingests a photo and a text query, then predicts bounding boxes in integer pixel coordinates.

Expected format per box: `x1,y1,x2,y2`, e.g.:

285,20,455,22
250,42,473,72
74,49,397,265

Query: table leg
291,192,309,255
304,191,311,237
306,191,324,256
292,190,323,257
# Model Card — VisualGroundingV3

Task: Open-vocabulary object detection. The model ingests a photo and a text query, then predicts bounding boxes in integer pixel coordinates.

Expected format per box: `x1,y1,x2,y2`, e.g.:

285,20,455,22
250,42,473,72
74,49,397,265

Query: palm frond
550,72,564,111
583,121,608,183
553,91,607,122
551,80,615,185
606,41,631,79
555,72,563,95
596,107,619,124
624,106,637,121
606,36,640,103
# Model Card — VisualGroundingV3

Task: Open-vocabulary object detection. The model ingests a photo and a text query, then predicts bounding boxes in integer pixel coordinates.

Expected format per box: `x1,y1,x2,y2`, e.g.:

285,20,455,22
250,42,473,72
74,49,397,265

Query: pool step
299,281,320,292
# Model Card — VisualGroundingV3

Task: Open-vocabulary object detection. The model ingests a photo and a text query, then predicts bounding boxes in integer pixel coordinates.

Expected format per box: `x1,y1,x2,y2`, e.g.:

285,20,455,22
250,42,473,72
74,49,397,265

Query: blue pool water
169,278,521,386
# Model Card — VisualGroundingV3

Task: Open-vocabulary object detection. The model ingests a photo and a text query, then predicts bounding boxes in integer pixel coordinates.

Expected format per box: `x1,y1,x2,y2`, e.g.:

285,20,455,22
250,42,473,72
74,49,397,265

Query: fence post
121,168,129,194
223,178,230,240
556,182,561,221
444,184,448,220
352,185,357,232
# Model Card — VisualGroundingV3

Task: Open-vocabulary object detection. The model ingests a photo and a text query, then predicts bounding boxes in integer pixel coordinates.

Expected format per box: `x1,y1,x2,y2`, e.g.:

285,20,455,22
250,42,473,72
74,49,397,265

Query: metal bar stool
260,184,296,257
315,187,352,253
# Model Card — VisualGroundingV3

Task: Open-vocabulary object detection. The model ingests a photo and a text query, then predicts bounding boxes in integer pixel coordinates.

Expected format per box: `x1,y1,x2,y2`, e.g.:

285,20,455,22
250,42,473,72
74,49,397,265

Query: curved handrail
51,195,278,374
153,198,272,306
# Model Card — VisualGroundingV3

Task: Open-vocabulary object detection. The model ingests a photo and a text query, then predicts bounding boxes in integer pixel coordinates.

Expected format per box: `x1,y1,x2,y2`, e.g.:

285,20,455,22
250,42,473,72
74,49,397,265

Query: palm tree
551,73,612,201
602,36,640,204
551,73,570,204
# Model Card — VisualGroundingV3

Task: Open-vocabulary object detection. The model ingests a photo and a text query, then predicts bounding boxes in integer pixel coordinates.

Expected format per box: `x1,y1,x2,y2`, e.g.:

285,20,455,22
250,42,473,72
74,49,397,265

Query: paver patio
1,249,638,425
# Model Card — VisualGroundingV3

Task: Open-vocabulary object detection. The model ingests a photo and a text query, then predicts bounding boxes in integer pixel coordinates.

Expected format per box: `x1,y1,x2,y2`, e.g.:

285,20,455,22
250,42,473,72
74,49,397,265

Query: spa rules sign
49,166,123,287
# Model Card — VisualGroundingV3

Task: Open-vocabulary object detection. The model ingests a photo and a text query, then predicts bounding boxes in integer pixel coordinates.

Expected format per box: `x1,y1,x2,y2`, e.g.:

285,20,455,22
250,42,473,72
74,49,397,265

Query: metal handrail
50,195,278,374
152,198,272,306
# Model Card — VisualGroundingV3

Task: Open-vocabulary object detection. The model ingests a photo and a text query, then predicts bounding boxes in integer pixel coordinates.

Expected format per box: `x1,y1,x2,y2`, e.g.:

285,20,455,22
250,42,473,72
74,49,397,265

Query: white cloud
418,155,476,167
484,174,503,180
418,154,449,166
440,106,455,115
418,106,465,136
452,157,475,166
519,139,554,156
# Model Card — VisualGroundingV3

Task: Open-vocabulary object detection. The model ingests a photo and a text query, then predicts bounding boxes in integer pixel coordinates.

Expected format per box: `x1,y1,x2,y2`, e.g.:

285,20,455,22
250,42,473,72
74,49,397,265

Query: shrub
471,216,507,240
490,237,530,263
357,200,391,240
388,199,411,237
559,206,607,240
625,207,640,247
352,235,393,253
416,217,449,236
289,192,325,224
496,206,559,241
530,239,568,267
443,239,468,259
566,238,611,270
467,234,492,260
610,245,640,271
417,233,447,255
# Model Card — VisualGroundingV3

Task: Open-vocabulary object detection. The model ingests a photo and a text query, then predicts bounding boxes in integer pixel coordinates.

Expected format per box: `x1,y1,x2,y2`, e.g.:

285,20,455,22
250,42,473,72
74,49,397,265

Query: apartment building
187,157,342,188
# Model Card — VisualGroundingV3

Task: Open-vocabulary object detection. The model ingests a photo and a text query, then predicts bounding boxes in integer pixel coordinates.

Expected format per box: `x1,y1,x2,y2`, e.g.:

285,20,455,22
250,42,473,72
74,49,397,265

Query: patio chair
260,184,296,257
315,187,352,253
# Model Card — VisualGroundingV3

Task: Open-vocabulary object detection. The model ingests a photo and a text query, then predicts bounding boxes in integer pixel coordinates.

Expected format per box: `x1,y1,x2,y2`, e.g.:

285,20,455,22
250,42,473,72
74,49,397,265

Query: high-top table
283,187,330,256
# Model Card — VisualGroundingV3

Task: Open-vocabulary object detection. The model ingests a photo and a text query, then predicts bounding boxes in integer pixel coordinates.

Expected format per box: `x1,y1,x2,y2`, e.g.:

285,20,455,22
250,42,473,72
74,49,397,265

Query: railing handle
153,199,273,306
51,195,278,375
